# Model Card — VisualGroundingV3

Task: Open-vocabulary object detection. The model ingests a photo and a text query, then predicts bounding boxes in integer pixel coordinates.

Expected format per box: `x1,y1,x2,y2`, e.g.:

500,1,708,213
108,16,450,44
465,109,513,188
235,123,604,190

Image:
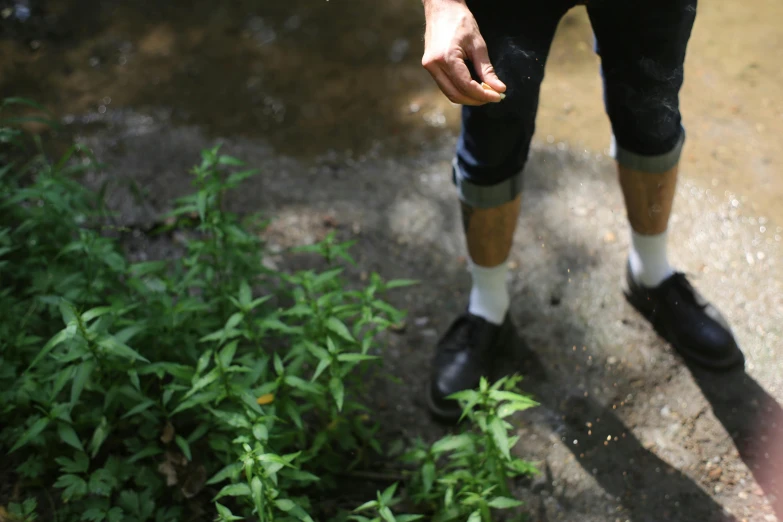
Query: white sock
629,229,674,288
467,258,510,325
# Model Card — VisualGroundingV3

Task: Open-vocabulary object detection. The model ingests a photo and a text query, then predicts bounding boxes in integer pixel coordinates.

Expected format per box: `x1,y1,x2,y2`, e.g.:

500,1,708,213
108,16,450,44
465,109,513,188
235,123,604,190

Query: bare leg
619,164,678,235
461,194,522,267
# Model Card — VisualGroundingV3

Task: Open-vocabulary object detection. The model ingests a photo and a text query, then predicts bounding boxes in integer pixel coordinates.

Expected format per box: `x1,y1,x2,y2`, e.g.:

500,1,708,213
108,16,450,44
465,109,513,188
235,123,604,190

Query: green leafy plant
404,376,538,521
0,99,537,522
349,483,423,522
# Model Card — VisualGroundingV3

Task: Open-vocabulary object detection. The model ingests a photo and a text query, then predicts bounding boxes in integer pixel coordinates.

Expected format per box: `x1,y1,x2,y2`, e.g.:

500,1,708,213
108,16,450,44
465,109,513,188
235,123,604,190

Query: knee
480,37,546,121
604,63,685,155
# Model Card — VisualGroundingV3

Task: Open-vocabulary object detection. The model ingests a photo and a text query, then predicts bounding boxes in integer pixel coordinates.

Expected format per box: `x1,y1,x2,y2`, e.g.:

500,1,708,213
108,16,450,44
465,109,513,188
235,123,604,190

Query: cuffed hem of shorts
614,129,685,174
452,158,523,209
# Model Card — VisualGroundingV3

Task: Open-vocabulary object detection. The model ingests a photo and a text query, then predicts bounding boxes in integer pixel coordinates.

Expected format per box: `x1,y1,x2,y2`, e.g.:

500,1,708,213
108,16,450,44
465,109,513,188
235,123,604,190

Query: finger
443,58,501,104
468,40,506,94
428,66,483,106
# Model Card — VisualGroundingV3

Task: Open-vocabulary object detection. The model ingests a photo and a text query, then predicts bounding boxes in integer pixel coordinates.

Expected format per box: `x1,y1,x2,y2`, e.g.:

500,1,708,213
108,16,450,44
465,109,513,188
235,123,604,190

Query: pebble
607,356,618,365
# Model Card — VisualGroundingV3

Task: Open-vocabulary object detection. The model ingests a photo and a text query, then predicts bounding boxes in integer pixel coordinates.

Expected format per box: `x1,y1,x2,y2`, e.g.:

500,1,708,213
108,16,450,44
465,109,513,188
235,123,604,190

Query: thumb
470,42,506,93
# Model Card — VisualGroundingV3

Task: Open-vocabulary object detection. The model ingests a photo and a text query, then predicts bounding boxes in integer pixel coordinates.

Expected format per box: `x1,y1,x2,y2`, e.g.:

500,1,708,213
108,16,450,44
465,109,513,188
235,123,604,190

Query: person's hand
421,0,506,106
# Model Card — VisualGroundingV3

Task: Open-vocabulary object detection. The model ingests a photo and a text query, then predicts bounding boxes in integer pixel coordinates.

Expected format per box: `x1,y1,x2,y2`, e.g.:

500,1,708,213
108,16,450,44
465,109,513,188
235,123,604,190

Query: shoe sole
426,390,463,425
623,288,745,372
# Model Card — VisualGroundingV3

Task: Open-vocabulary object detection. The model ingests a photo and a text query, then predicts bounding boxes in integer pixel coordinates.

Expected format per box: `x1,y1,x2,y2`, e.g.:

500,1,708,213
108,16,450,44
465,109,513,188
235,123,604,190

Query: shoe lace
446,314,481,353
667,272,703,307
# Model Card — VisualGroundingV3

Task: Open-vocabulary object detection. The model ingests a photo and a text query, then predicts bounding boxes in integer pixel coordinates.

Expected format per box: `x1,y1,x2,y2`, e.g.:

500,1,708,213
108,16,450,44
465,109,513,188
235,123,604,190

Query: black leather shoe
624,264,744,371
427,311,513,423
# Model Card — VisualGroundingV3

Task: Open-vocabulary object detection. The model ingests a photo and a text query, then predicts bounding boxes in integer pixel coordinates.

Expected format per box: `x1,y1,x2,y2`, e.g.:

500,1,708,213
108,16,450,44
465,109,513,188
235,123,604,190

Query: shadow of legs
503,330,737,522
686,363,783,519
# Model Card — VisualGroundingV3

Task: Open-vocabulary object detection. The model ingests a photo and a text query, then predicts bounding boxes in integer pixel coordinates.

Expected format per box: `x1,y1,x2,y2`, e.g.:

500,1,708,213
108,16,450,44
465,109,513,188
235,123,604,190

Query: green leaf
56,452,89,473
336,353,379,363
384,279,419,289
284,375,321,395
184,367,220,399
96,336,149,362
82,507,106,521
489,390,530,403
113,324,146,345
187,423,210,443
81,306,114,323
88,468,116,497
325,317,354,342
380,482,398,505
379,506,395,522
171,390,221,415
311,358,331,382
58,423,84,452
280,303,313,317
251,476,263,509
284,400,304,430
218,154,245,166
10,416,50,453
487,497,523,509
69,360,94,405
273,353,285,375
396,516,424,522
27,326,73,372
121,400,155,419
312,268,344,287
215,503,243,521
225,312,244,332
175,435,192,461
106,507,124,522
214,483,251,500
218,340,239,367
2,96,52,113
329,377,345,411
275,499,295,511
281,469,320,483
431,434,473,454
252,424,269,441
89,417,110,458
207,463,242,485
489,417,511,460
422,462,435,494
497,400,537,419
239,280,252,308
54,474,88,501
196,191,207,222
352,500,378,512
466,511,481,522
127,368,141,392
128,445,163,464
59,300,78,325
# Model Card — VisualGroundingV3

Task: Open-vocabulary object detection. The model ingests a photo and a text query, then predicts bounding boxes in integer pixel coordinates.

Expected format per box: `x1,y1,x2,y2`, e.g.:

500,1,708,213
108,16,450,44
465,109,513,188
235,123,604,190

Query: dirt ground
1,1,782,521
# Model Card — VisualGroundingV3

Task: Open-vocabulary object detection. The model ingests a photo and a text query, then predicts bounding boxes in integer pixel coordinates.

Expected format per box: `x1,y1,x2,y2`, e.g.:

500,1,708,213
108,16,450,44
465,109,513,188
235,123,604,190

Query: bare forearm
422,0,467,16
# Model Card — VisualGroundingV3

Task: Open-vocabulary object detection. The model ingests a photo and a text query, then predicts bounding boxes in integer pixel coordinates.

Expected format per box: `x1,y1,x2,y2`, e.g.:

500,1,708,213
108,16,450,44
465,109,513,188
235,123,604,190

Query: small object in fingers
481,82,506,100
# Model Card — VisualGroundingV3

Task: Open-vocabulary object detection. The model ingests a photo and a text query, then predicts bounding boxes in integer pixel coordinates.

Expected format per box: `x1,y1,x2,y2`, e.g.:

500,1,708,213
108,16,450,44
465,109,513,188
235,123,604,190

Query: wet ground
2,0,782,520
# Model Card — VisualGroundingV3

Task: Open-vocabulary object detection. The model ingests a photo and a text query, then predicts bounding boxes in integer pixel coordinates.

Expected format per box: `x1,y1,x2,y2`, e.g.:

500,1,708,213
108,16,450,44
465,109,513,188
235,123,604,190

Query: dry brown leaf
257,393,275,405
181,465,207,499
158,460,178,487
161,422,175,444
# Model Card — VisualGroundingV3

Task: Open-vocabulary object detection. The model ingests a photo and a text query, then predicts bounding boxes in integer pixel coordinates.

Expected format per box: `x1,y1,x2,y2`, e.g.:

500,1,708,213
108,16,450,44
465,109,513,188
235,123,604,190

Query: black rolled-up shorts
454,0,697,208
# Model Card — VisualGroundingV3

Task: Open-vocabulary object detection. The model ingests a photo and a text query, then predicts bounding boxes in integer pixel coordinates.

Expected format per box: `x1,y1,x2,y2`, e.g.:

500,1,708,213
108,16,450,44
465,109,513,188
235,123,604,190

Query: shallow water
2,0,780,224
